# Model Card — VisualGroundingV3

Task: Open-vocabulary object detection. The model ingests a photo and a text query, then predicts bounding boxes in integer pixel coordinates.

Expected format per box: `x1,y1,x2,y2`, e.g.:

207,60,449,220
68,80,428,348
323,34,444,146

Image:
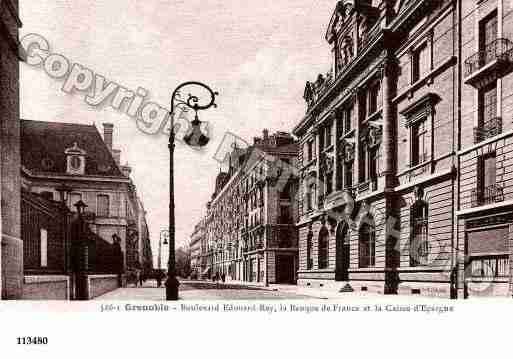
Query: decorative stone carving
321,153,335,174
368,125,383,148
343,141,355,163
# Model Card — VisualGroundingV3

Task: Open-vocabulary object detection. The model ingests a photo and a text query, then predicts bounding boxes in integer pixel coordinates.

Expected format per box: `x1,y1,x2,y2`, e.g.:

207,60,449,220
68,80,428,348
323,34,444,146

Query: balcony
471,184,505,208
474,117,502,144
464,38,513,88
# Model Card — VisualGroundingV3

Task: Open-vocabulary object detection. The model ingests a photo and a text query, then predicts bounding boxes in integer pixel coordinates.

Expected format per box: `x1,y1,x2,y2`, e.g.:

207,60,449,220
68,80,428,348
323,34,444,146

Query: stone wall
22,275,69,300
88,274,119,299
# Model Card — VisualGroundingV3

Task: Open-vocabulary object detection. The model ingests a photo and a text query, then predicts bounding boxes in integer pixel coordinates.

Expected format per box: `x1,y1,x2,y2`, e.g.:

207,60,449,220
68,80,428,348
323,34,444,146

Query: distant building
190,219,205,278
1,0,24,299
204,130,299,284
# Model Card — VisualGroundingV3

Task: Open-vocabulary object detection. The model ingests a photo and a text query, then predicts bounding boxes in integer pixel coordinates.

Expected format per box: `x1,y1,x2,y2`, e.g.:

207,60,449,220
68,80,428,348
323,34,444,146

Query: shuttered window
467,227,508,255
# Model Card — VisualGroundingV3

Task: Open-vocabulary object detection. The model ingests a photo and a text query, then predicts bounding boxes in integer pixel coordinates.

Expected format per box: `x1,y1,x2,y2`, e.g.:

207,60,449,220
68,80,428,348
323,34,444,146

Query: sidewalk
222,279,377,299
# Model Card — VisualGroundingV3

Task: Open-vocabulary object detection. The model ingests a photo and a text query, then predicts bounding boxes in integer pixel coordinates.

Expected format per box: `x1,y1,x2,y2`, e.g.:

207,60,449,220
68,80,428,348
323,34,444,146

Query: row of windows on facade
38,191,112,217
305,203,429,270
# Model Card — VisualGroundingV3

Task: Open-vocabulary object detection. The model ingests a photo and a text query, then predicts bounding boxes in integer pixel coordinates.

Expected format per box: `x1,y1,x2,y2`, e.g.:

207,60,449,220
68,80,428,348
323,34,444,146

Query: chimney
121,164,132,178
112,149,121,165
103,123,114,151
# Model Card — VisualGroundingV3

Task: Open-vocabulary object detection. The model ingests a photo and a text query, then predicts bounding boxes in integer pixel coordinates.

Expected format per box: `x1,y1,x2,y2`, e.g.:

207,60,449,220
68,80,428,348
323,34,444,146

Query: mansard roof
21,119,125,178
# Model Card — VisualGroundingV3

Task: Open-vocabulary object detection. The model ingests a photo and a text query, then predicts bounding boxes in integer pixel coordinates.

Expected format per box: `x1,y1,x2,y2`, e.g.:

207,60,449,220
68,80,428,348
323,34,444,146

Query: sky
20,0,334,268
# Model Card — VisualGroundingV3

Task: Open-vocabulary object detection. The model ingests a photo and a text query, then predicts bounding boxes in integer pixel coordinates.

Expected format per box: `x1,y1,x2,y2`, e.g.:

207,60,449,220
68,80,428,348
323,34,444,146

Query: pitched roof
21,119,125,178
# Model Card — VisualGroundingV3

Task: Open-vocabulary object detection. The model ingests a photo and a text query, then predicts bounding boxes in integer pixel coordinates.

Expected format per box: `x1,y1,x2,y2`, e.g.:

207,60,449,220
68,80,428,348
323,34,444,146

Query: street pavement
95,279,319,300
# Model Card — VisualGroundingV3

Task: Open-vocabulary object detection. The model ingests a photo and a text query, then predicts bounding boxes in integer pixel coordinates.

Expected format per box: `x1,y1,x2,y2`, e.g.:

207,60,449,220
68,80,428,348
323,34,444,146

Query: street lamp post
166,82,218,300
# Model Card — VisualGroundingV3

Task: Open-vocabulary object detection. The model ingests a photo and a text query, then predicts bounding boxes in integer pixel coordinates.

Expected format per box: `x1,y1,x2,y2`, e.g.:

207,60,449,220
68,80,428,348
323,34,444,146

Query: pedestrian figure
156,271,163,288
221,273,226,283
135,269,141,288
139,272,143,287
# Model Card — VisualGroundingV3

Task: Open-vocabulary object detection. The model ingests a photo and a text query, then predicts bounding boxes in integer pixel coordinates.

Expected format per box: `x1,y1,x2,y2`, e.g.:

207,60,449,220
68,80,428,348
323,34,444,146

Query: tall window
410,201,429,267
344,161,353,189
307,139,315,162
325,171,333,195
97,194,110,217
479,11,497,56
359,216,375,268
478,82,497,127
344,105,353,134
279,205,292,224
40,228,48,268
306,182,316,211
359,143,367,183
412,43,430,83
411,119,428,166
324,122,333,148
318,227,329,269
368,81,381,115
476,152,500,206
369,147,378,180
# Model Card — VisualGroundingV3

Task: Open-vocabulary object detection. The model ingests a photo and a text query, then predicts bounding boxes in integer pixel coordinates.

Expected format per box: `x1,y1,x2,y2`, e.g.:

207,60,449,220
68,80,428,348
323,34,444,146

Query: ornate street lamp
166,82,218,300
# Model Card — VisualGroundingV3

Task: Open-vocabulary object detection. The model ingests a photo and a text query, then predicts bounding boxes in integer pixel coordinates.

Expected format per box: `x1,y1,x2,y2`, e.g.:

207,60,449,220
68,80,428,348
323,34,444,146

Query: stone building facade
1,0,24,299
456,0,513,298
20,120,151,280
294,0,461,297
190,219,205,278
204,130,299,284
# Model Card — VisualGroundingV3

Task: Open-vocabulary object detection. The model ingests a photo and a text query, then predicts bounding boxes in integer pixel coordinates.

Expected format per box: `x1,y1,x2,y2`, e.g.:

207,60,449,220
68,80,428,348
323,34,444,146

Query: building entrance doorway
335,222,350,282
276,255,295,284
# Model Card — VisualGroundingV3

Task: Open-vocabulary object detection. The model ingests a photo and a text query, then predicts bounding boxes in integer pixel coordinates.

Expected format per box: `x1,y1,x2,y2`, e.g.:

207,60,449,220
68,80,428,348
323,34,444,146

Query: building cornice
21,166,130,184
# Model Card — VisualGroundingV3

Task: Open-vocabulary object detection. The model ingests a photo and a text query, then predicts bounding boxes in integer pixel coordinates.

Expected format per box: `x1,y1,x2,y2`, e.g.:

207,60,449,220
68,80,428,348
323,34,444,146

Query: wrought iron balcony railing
474,117,502,143
464,38,513,78
471,183,505,208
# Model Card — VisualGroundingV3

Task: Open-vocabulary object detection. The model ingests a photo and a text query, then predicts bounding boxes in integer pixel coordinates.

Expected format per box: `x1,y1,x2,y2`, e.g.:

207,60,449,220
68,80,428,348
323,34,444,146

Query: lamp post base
165,276,180,301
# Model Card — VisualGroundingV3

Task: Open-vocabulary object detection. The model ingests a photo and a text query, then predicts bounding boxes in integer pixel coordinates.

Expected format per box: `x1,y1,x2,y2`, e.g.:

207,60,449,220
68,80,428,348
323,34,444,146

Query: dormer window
65,142,86,175
70,155,81,170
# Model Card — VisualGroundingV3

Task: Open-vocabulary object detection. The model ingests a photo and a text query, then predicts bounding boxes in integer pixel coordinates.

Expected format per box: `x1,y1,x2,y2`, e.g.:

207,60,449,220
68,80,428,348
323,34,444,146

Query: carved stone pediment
325,1,380,44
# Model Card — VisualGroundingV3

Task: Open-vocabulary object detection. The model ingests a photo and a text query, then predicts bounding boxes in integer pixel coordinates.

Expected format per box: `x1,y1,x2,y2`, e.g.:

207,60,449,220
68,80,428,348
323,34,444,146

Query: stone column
352,88,361,189
380,54,397,184
314,127,321,208
381,51,399,294
333,111,339,191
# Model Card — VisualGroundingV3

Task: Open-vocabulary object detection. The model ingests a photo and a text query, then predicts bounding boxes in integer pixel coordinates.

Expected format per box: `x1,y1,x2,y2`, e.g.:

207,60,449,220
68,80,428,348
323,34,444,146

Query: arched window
410,200,429,267
359,215,375,268
318,227,329,269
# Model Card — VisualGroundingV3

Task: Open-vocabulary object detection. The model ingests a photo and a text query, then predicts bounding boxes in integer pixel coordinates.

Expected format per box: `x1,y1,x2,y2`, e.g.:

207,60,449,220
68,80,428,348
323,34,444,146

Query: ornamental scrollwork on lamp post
166,82,218,301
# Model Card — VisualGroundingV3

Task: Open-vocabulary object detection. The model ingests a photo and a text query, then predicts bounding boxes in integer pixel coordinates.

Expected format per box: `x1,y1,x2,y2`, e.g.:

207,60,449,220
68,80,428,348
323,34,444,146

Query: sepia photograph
0,0,511,357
